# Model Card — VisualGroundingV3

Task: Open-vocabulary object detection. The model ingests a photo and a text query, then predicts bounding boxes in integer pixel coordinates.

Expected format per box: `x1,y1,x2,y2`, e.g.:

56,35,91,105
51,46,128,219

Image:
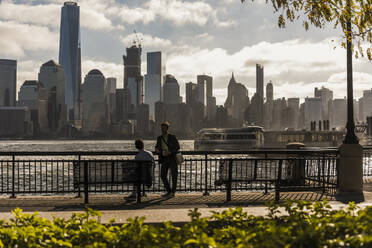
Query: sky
0,0,371,105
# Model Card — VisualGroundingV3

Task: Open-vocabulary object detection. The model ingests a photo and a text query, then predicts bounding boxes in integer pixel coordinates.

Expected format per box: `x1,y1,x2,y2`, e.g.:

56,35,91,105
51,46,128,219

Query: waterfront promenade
0,144,370,224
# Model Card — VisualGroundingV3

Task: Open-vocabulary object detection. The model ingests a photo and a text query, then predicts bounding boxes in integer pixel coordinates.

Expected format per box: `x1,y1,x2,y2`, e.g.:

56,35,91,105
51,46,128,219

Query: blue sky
0,0,371,104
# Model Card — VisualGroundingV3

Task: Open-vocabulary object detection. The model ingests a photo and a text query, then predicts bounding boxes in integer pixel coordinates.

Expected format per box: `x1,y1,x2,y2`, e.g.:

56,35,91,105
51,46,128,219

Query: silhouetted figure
125,139,154,200
155,121,180,197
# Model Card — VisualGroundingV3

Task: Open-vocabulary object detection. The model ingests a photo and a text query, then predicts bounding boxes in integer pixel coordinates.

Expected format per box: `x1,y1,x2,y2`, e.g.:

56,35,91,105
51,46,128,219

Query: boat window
202,134,222,140
226,134,256,140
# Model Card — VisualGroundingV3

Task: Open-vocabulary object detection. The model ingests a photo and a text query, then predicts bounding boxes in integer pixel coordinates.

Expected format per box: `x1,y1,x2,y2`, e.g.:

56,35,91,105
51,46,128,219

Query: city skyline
0,0,371,106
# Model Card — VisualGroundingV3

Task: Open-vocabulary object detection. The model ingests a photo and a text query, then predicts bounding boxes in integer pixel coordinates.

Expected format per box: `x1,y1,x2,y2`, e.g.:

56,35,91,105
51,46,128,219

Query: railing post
253,159,258,180
203,154,209,196
11,155,15,198
136,161,142,204
111,161,115,183
322,155,326,193
226,159,233,202
336,157,340,188
84,161,89,204
77,155,81,198
275,159,283,203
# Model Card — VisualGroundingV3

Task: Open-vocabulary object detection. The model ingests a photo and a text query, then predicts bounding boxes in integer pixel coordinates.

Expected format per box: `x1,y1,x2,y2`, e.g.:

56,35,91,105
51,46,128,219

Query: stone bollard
336,143,364,202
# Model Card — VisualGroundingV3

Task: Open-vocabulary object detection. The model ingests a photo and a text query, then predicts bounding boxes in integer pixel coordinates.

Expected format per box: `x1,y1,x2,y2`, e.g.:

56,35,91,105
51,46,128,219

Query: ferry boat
263,130,345,148
194,127,346,150
194,126,264,151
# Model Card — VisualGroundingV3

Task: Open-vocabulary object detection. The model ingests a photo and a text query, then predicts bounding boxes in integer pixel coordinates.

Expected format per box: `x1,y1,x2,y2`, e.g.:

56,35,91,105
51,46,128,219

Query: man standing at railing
155,121,180,198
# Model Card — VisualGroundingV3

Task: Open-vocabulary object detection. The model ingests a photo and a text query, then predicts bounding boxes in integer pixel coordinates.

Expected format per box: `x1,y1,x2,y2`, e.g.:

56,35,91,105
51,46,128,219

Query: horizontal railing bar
0,148,339,156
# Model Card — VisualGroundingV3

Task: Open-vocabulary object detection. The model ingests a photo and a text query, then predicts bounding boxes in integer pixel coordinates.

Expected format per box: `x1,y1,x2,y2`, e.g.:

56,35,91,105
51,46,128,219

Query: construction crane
133,29,143,48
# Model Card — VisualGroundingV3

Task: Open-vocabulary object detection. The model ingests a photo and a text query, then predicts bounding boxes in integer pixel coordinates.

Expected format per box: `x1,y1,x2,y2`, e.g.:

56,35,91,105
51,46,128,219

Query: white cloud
0,1,60,27
326,72,372,99
167,38,348,80
107,0,235,27
163,38,371,104
0,0,119,31
106,5,156,25
0,21,58,57
16,60,41,98
120,33,172,49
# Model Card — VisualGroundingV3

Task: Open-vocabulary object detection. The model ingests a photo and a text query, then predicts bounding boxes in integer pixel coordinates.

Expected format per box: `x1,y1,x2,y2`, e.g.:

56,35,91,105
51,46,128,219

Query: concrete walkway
0,190,372,224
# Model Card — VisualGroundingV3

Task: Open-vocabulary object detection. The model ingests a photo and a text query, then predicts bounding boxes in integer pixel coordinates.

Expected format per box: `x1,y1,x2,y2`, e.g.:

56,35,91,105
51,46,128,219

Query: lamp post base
336,143,364,203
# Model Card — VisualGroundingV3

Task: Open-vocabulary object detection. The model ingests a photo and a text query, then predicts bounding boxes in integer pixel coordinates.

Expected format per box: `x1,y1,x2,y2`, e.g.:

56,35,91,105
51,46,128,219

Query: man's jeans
160,156,178,193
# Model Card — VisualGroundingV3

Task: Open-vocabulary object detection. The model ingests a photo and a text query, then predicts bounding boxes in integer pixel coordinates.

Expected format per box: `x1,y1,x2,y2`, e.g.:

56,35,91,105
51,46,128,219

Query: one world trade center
59,1,82,121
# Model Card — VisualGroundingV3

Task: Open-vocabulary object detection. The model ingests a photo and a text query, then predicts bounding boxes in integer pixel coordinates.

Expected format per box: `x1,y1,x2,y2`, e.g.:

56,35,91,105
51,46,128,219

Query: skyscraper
256,64,264,126
17,80,48,135
197,75,213,99
38,60,67,131
304,97,322,130
197,78,207,114
0,59,16,107
256,64,264,99
82,69,107,133
224,73,249,127
145,51,165,120
264,81,274,130
186,82,198,106
163,74,180,104
123,44,143,112
106,78,117,123
59,1,82,121
287,98,300,129
266,81,273,103
314,86,333,121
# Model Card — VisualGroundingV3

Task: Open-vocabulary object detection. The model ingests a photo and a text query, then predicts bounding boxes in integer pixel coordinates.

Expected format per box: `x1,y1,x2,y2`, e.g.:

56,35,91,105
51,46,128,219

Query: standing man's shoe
161,192,172,198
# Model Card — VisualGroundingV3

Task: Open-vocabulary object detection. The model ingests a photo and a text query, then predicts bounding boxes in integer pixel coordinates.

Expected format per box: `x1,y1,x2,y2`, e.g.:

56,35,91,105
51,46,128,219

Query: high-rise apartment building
17,80,48,135
0,59,16,107
59,1,82,121
123,44,143,112
82,69,107,133
304,97,322,130
359,89,372,122
264,81,274,130
266,81,273,103
163,74,180,104
329,98,347,128
106,78,117,123
186,82,198,105
256,64,264,126
314,86,333,120
197,75,212,98
38,60,67,131
145,52,165,120
224,73,249,127
287,98,300,129
256,64,264,99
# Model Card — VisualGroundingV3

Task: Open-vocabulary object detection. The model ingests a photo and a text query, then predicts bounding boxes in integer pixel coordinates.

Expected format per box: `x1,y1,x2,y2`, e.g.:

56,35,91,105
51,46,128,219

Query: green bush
0,200,371,247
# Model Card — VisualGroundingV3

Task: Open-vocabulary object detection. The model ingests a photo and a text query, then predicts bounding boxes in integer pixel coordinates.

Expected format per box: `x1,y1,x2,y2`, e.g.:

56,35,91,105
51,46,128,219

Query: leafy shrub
0,200,371,247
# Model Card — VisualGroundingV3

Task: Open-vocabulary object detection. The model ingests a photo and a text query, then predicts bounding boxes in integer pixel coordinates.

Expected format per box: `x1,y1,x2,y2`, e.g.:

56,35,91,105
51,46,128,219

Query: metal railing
363,147,372,176
0,149,339,202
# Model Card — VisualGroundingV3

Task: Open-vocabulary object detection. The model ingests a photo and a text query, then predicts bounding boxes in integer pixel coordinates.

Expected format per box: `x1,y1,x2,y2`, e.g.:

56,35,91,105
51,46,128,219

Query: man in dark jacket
155,121,180,197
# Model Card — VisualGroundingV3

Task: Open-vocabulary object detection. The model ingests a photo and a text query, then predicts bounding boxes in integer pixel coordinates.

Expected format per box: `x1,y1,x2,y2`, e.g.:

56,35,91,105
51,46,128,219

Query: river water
0,140,195,152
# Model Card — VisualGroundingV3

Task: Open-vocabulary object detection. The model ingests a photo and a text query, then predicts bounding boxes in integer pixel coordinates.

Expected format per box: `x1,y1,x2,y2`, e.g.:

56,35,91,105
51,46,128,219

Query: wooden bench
73,160,154,204
215,158,309,202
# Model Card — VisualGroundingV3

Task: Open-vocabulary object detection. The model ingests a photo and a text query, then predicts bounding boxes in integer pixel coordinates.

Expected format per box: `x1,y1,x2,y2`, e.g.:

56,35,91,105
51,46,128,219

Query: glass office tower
59,1,82,121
